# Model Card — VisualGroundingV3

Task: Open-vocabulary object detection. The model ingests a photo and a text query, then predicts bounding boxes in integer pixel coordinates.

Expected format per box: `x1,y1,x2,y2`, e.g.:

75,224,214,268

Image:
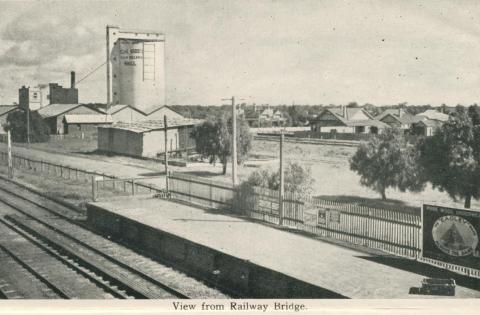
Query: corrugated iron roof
99,118,203,133
38,104,83,118
64,114,113,124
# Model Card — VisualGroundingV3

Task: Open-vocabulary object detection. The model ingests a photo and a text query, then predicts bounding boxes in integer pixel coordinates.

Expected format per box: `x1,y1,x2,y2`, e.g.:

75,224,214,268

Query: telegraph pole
7,128,13,179
222,96,238,186
279,130,285,226
164,115,169,192
26,105,30,144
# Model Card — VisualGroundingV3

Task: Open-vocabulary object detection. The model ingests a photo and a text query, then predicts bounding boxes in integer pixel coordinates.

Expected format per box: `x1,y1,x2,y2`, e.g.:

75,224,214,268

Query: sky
0,0,479,106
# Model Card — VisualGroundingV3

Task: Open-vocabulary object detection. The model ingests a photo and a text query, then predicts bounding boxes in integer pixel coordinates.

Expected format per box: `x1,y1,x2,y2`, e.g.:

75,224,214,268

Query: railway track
254,135,361,147
0,178,227,299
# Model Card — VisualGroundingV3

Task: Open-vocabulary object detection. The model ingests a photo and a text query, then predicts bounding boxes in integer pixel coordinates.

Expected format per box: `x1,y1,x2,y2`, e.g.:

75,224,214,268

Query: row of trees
350,106,480,208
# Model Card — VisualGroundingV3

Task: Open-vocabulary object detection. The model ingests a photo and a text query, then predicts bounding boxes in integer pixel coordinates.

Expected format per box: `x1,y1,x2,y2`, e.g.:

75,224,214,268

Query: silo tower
106,26,166,111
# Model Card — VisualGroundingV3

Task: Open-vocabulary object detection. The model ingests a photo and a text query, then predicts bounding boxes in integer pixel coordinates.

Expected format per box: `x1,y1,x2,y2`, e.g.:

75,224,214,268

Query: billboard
107,26,166,112
422,204,480,270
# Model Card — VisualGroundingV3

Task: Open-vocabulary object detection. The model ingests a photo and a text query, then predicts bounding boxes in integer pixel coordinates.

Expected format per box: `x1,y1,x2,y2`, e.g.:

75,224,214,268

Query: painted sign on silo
107,26,165,112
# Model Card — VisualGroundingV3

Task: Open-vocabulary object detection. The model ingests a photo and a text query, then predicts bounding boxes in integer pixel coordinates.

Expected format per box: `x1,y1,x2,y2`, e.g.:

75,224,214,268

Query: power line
75,61,106,85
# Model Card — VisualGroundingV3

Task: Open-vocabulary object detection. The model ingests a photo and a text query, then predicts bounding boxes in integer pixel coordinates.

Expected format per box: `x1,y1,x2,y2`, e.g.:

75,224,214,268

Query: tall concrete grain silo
106,26,166,112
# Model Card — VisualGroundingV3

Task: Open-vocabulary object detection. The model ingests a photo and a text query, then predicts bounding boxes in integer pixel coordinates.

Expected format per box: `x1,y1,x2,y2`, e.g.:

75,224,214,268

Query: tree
235,162,315,212
350,128,424,200
417,106,480,208
191,116,252,174
6,109,50,143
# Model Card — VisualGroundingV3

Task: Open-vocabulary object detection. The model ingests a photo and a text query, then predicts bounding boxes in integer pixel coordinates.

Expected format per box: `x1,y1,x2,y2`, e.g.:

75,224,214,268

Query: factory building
19,72,79,110
97,118,200,158
107,26,166,112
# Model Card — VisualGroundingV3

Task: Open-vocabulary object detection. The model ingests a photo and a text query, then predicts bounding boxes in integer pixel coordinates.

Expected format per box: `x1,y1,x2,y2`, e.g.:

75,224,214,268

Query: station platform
86,196,480,299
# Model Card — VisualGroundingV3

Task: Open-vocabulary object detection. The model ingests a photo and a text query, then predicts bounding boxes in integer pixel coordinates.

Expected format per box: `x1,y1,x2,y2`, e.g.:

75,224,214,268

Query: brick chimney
70,71,75,89
342,105,347,118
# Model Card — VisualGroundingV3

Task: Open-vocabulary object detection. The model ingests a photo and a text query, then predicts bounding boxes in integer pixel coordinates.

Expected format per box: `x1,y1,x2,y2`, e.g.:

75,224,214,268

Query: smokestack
70,71,75,89
342,105,347,118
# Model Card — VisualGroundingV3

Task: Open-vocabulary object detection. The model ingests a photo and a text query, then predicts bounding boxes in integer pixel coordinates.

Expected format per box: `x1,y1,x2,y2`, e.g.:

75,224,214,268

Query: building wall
111,107,146,122
320,126,355,133
142,129,179,157
98,125,196,158
49,83,78,104
66,123,110,137
18,87,29,108
47,106,99,134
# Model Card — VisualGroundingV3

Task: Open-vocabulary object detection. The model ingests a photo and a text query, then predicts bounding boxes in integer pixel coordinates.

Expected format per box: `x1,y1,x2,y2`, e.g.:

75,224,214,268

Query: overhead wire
74,61,107,85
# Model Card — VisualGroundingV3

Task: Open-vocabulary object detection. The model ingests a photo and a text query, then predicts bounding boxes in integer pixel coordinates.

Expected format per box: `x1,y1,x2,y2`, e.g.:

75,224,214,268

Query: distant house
375,108,421,132
415,109,449,122
258,108,288,126
311,107,388,134
411,119,443,137
410,109,449,136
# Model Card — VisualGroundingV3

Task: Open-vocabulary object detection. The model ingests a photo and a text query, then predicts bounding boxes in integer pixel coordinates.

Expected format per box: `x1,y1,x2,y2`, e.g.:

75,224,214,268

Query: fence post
132,179,136,196
279,131,285,226
91,176,97,201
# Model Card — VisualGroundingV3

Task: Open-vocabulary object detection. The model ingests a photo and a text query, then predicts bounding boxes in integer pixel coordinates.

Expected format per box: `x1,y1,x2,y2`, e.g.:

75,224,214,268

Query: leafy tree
6,109,50,143
350,128,424,200
417,106,480,208
191,116,252,174
235,162,315,213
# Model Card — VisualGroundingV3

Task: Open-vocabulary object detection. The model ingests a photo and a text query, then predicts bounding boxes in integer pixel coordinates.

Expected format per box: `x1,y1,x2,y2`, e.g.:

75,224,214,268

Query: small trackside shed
63,114,113,137
97,118,201,158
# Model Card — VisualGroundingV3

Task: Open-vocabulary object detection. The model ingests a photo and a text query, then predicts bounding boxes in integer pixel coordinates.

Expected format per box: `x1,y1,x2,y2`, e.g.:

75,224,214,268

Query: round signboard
432,215,478,257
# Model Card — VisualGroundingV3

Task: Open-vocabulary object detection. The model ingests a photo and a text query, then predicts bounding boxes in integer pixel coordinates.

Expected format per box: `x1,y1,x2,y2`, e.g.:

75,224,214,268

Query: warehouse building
97,118,201,158
94,104,183,122
38,103,105,134
63,114,113,138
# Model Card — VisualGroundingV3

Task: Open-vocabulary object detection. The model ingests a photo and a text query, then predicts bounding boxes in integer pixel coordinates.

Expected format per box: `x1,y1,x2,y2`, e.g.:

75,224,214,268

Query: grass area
0,164,130,208
11,137,480,212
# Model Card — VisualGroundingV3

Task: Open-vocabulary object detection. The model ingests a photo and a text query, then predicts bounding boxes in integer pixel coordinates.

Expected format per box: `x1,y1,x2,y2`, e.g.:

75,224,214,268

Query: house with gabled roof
311,106,389,134
375,108,422,132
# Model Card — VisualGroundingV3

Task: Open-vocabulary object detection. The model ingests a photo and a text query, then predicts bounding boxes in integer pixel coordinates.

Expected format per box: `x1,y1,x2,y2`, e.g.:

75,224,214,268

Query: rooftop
100,118,203,133
416,109,449,122
37,104,83,118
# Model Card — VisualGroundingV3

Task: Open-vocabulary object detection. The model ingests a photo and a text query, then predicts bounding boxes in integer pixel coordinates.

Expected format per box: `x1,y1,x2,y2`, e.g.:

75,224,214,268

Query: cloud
0,6,104,67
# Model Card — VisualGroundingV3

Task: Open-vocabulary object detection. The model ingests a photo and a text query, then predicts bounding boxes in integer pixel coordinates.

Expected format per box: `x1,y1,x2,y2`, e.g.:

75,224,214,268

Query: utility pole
26,105,30,144
164,115,169,192
7,129,13,179
222,96,238,186
279,130,285,226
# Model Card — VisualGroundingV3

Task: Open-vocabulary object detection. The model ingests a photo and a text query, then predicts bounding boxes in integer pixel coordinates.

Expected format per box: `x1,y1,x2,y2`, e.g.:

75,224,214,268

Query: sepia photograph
0,0,479,313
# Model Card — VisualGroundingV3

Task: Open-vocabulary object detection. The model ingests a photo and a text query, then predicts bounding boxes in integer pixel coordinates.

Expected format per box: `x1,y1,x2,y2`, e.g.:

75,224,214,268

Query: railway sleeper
0,218,127,299
7,215,180,299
